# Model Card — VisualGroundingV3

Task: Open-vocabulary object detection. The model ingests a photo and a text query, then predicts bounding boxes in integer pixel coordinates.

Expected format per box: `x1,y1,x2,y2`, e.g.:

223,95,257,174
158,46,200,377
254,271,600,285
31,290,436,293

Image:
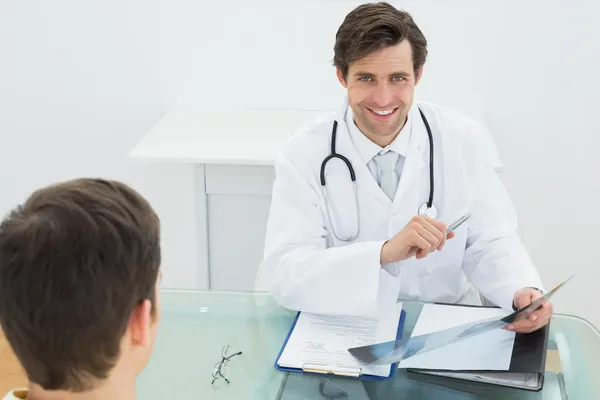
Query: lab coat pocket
427,236,466,293
420,248,460,275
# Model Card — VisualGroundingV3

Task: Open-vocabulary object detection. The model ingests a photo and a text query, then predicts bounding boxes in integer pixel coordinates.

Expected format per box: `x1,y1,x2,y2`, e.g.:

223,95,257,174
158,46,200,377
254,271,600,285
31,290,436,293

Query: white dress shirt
3,389,27,400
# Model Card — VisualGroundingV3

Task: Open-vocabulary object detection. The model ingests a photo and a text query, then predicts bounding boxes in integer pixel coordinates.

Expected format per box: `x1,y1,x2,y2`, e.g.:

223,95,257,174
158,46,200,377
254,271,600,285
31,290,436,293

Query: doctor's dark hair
333,2,428,80
0,178,161,392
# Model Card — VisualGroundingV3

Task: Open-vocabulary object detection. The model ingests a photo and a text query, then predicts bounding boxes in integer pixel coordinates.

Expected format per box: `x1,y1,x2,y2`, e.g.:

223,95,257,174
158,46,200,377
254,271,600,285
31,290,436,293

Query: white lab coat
263,98,544,316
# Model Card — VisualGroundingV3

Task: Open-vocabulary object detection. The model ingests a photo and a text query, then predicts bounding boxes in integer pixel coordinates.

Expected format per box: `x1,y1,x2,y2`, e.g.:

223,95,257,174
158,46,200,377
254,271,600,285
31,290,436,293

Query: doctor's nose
371,83,394,107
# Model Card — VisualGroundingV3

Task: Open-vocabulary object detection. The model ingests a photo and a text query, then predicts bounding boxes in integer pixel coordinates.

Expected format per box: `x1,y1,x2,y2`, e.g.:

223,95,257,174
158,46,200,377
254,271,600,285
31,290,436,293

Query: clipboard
274,309,406,381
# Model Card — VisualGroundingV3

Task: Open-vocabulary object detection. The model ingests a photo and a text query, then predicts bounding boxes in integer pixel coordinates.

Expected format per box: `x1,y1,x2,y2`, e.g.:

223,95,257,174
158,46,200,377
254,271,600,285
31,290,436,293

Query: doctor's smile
366,107,399,117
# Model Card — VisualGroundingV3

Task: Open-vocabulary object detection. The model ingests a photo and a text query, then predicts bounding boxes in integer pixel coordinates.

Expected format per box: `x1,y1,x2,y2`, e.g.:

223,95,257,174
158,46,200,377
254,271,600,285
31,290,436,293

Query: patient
0,178,162,400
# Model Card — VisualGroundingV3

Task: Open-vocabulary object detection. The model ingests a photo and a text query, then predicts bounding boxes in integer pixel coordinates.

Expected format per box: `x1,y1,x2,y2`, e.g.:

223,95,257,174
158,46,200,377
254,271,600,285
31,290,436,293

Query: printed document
277,302,403,377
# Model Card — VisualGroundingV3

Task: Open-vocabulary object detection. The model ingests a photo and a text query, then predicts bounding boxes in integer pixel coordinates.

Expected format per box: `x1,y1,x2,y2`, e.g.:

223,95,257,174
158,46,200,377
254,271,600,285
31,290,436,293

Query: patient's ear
129,299,153,348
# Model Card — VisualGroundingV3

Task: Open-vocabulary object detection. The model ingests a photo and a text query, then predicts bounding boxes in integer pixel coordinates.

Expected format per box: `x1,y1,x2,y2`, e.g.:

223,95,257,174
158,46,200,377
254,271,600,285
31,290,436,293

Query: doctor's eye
358,76,374,82
391,75,406,82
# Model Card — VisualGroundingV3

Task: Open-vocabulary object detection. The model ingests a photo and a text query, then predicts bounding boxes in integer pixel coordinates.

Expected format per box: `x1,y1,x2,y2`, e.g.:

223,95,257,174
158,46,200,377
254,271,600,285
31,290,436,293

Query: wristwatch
512,287,544,311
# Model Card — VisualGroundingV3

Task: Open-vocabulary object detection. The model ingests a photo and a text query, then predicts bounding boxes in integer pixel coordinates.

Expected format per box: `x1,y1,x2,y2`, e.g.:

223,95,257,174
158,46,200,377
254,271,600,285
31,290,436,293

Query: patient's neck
27,364,136,400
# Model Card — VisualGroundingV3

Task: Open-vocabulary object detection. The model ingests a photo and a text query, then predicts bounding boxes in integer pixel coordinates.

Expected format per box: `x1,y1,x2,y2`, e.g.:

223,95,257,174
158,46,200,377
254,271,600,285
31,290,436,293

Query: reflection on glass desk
136,290,600,399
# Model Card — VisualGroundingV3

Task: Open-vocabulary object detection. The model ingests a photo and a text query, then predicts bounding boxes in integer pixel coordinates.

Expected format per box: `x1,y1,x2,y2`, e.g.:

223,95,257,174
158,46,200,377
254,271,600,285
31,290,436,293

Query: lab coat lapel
391,107,427,208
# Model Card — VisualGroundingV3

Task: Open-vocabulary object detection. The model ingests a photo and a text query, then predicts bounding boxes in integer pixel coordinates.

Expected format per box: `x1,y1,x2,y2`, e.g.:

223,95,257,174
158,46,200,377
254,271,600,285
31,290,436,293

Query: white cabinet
129,108,325,291
204,164,275,290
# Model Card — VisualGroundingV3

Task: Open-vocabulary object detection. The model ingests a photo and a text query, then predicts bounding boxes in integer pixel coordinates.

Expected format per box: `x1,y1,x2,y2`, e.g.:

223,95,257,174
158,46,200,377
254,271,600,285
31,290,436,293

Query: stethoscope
320,108,436,242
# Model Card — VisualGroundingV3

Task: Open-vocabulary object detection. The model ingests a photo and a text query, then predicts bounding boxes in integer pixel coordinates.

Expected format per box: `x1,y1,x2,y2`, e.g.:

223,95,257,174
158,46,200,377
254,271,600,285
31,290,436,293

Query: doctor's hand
380,216,455,264
505,288,553,334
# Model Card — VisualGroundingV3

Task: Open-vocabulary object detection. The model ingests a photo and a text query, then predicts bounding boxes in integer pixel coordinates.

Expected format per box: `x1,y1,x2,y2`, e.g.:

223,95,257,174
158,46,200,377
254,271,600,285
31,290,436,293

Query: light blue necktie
373,151,400,200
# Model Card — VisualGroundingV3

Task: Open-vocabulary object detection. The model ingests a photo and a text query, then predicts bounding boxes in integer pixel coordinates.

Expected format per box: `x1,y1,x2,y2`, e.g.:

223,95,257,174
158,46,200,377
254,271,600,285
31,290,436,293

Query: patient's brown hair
0,178,161,391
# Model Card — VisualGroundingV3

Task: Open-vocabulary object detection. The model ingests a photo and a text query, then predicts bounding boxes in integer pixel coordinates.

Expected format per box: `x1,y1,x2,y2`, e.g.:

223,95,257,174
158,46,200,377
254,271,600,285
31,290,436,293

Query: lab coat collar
391,101,428,206
344,106,412,164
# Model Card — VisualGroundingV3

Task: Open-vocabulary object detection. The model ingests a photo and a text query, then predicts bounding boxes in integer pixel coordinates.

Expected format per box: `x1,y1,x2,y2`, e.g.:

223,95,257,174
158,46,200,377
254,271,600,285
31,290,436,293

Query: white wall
2,1,599,327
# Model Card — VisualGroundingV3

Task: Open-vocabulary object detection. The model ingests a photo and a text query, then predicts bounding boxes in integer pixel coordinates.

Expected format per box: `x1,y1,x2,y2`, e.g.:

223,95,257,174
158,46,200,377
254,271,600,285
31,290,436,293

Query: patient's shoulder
3,389,28,400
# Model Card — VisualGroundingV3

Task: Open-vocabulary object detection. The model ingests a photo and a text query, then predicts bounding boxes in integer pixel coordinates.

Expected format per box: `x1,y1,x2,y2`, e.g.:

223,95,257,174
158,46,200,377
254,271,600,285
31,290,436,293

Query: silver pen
446,213,471,236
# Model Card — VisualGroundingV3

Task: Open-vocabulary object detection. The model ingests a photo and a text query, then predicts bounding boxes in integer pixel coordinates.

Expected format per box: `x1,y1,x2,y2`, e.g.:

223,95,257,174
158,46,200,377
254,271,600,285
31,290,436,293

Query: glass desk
137,290,600,399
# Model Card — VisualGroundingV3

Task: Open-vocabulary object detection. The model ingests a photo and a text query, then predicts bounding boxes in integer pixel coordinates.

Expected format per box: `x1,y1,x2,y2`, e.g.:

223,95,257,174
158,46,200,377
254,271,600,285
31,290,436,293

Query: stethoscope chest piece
418,203,438,219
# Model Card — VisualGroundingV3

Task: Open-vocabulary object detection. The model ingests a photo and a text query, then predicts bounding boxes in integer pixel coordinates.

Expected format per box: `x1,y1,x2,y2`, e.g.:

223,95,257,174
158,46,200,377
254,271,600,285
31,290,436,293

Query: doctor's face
337,40,422,146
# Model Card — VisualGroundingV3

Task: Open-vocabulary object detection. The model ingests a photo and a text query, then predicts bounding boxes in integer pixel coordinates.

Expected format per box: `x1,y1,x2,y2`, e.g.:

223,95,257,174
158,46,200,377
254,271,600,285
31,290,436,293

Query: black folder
408,308,550,391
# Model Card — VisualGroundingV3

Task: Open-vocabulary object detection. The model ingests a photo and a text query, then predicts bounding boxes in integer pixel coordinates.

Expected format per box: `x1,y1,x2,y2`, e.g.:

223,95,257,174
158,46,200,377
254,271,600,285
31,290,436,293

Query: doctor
263,2,551,333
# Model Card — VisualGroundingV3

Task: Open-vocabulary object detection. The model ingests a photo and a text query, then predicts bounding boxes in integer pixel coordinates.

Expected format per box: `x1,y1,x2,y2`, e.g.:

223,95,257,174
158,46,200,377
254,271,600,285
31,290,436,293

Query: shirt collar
5,389,28,399
344,106,412,165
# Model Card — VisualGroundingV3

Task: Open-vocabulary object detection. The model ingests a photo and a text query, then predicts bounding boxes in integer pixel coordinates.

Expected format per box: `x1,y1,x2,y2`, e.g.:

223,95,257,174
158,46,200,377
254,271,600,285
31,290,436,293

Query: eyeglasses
211,345,242,384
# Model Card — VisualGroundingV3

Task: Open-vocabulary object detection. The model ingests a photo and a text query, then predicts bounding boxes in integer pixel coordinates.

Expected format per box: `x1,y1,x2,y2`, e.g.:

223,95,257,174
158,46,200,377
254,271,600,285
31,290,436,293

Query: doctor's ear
414,66,424,86
336,67,348,88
